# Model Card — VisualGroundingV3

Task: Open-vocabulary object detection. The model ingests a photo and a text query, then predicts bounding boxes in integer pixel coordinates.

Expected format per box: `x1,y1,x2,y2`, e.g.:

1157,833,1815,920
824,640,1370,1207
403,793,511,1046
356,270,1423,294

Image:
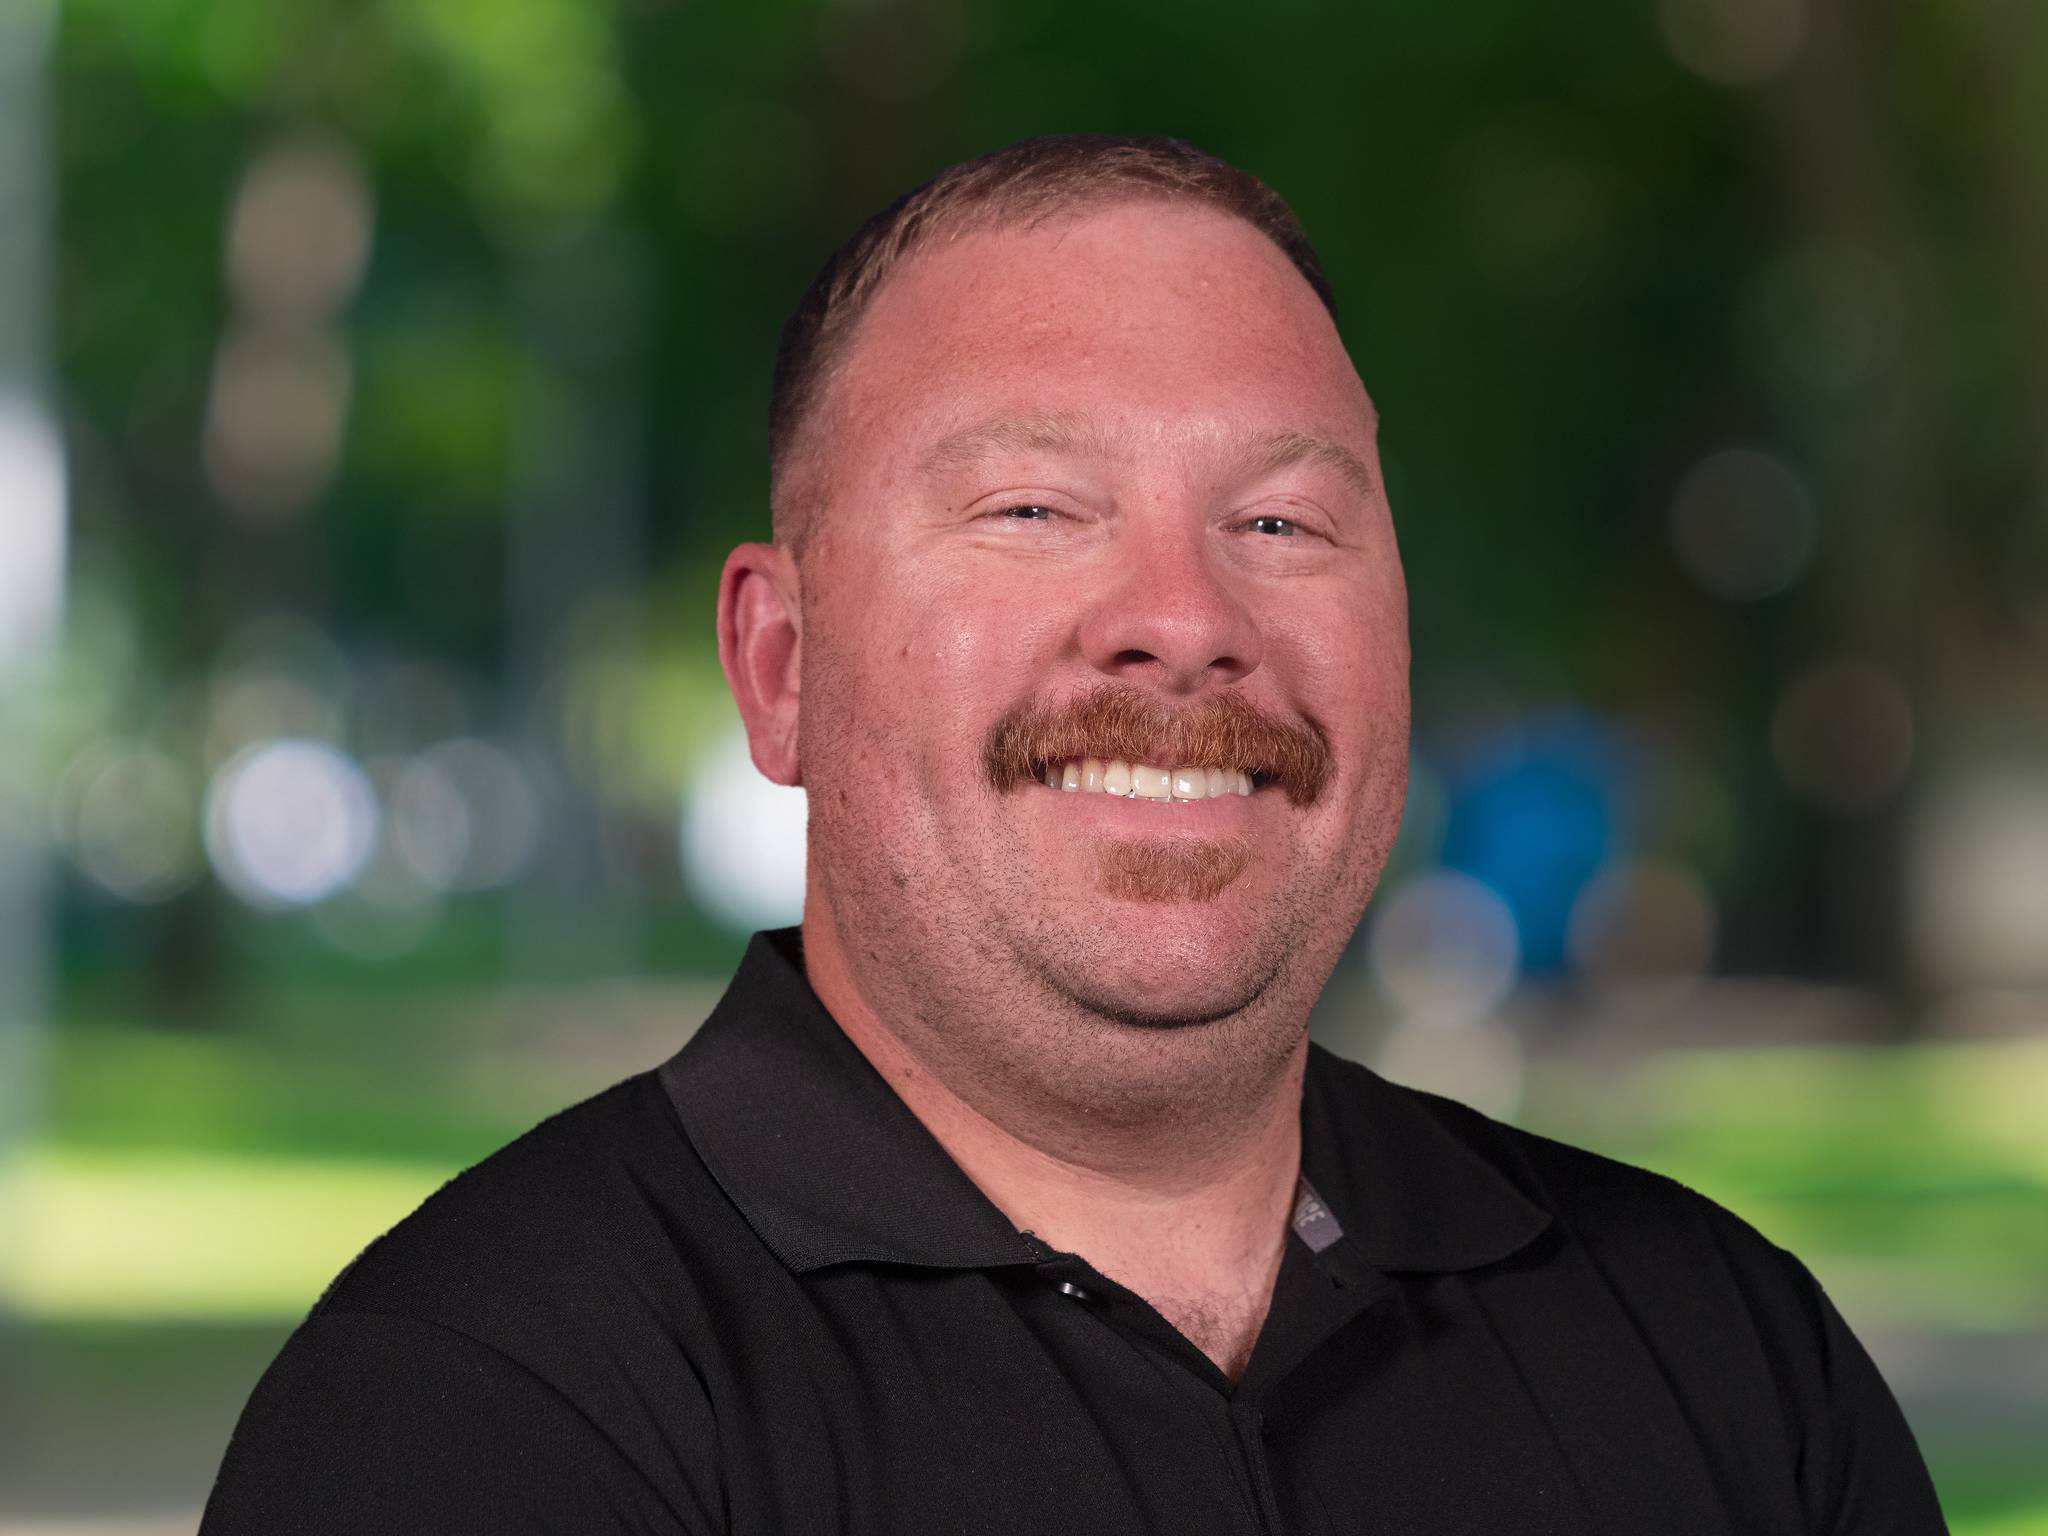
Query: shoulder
1315,1048,1824,1333
207,1071,736,1532
314,1068,749,1342
321,1073,672,1302
1331,1062,1946,1531
203,1306,694,1533
1353,1063,1865,1445
1391,1061,1798,1268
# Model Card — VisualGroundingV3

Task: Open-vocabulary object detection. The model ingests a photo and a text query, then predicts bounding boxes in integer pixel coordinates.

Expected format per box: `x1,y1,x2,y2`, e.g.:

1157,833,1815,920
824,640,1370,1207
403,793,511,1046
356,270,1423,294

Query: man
202,135,1947,1533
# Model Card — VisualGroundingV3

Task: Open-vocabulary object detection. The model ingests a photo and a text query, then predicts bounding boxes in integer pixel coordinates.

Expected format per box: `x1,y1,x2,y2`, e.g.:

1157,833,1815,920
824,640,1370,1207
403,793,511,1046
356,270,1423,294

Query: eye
1248,514,1299,537
994,504,1056,522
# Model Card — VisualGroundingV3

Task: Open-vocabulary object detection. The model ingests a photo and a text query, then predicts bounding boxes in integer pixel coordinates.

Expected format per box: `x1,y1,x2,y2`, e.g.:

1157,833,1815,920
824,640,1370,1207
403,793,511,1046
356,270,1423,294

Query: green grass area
6,1023,2044,1529
16,1022,2047,1333
41,1015,533,1164
2,1147,454,1321
1525,1039,2048,1335
1514,1036,2048,1535
1936,1452,2048,1536
1950,1511,2048,1536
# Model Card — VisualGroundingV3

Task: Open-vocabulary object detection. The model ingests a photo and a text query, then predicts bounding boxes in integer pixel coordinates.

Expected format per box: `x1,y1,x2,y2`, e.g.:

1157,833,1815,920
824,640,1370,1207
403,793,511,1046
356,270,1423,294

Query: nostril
1103,646,1252,687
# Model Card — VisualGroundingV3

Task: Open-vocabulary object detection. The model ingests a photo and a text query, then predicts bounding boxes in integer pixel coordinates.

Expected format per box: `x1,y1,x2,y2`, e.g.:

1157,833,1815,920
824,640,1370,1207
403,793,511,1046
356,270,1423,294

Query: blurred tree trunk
1953,0,2048,633
0,0,59,1331
505,225,652,979
1747,0,1954,1028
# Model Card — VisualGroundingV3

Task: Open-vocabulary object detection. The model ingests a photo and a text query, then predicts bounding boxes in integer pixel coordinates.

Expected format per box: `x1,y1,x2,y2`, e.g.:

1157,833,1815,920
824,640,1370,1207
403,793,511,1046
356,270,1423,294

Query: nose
1076,519,1264,693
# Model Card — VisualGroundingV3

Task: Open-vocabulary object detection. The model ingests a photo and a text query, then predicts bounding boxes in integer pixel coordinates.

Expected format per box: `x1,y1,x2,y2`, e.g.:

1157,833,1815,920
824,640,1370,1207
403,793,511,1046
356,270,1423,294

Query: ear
717,541,803,787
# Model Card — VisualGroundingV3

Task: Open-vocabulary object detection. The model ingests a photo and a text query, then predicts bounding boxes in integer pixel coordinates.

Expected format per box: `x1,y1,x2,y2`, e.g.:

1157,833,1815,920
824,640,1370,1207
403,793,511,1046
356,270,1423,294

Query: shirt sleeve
1792,1265,1950,1536
199,1309,719,1535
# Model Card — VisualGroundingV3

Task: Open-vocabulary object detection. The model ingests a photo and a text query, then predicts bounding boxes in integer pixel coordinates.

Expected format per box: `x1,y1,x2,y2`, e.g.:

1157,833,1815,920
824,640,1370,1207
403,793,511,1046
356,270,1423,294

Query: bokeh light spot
682,723,806,934
0,393,67,672
1367,869,1522,1023
56,740,200,903
1568,858,1719,996
203,738,379,909
203,323,353,524
1667,447,1817,601
1659,0,1805,85
393,738,539,892
226,138,374,322
1912,769,2048,989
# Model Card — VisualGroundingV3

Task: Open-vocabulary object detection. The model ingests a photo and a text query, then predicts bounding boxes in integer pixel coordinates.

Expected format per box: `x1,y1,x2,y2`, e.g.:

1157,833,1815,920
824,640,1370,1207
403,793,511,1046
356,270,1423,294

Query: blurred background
2,0,2045,1528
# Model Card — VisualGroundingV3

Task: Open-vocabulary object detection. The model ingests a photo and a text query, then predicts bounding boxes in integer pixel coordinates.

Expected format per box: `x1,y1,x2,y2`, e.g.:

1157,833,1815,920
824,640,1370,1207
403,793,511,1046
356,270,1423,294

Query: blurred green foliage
45,0,2048,985
13,0,2048,1527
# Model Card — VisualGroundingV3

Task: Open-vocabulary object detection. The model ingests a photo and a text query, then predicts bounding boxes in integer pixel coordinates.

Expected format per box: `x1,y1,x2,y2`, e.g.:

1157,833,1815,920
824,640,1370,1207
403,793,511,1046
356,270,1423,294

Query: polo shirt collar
662,929,1040,1273
660,928,1550,1279
1298,1043,1551,1274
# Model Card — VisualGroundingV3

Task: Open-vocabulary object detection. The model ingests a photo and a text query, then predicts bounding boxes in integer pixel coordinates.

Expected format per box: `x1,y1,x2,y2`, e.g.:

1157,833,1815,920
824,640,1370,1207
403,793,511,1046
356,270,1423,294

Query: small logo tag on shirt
1292,1178,1343,1253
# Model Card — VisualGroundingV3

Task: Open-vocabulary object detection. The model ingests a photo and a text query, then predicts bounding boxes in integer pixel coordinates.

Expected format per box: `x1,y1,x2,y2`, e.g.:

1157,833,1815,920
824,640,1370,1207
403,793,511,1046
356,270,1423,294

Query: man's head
766,135,1339,558
719,135,1409,1138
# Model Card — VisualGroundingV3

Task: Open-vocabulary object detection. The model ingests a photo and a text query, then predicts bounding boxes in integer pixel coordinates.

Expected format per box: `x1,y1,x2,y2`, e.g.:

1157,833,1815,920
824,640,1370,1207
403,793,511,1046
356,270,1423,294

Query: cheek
1267,579,1411,854
1273,580,1408,723
812,562,1066,799
897,567,1072,724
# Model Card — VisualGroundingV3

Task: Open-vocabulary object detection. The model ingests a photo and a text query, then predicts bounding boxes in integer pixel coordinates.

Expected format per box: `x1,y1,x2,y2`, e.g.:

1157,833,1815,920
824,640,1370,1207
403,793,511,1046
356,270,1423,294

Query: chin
1026,910,1289,1030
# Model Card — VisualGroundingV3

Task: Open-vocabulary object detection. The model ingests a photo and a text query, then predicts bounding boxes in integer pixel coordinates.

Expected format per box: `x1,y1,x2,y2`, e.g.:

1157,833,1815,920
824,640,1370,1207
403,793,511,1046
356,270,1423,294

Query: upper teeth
1044,759,1254,800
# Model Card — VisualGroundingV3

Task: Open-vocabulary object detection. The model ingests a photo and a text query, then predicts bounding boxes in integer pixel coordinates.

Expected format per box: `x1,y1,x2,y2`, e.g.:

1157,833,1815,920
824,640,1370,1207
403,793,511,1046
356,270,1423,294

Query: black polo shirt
202,929,1947,1534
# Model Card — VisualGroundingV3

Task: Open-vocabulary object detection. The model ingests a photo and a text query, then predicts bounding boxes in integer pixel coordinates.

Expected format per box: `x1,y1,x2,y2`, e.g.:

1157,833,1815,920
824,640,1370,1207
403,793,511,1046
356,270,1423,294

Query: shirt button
1053,1280,1092,1301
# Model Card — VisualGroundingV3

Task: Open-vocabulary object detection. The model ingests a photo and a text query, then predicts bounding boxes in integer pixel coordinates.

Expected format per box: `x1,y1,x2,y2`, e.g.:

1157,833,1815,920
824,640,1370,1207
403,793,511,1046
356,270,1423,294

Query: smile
1040,758,1255,801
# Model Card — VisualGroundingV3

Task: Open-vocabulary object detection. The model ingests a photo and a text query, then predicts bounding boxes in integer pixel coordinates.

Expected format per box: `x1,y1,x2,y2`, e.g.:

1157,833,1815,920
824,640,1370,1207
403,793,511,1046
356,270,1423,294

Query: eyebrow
1239,429,1378,502
916,412,1119,481
916,413,1377,502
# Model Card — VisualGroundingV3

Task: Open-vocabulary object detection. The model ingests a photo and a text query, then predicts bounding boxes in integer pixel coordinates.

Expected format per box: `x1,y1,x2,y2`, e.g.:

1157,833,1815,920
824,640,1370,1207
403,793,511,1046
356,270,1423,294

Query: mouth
1038,757,1258,802
985,682,1332,807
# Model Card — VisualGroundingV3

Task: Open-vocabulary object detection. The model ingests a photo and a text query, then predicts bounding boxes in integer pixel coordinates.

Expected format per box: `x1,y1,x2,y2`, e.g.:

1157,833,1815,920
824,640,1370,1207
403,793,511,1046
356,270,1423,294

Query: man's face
790,199,1409,1083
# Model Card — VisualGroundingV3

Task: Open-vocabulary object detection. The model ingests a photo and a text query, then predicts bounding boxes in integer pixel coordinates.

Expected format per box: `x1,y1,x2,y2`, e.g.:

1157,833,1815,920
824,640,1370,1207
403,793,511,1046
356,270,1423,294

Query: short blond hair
767,134,1337,554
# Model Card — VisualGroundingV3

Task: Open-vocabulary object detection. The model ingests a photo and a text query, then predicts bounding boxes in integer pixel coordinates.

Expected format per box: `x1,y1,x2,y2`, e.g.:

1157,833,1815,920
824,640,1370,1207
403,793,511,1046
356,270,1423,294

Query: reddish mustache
983,684,1333,807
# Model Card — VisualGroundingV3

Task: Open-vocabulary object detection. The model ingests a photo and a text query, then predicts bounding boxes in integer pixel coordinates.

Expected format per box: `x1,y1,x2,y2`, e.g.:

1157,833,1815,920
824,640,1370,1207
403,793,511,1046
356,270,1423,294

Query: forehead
823,200,1374,484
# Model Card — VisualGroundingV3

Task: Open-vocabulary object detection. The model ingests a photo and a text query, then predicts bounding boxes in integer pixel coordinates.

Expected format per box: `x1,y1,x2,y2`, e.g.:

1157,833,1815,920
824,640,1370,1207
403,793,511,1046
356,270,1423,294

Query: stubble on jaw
795,638,1384,1121
800,686,1375,1145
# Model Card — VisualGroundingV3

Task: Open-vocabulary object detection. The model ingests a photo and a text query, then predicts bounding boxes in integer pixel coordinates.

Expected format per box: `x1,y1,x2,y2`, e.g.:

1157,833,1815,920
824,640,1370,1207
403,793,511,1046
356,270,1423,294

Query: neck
801,908,1307,1379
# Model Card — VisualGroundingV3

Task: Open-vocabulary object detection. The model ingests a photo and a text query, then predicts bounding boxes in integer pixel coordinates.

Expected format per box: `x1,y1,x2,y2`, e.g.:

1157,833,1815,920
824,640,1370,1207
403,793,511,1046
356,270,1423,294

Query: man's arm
1791,1263,1950,1536
201,1310,719,1535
